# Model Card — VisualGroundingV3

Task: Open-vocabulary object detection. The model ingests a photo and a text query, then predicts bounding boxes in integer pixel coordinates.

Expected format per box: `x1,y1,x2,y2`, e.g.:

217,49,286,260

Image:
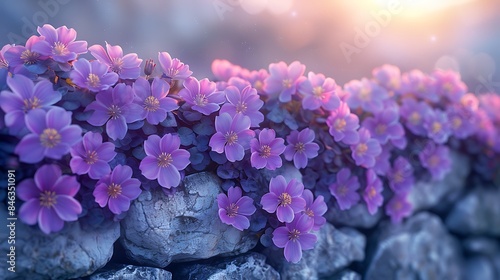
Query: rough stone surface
0,206,119,280
324,270,362,280
325,203,382,229
89,265,172,280
463,237,499,256
446,187,500,236
464,256,495,280
265,223,366,280
171,252,279,280
408,151,470,211
365,212,462,280
120,172,258,267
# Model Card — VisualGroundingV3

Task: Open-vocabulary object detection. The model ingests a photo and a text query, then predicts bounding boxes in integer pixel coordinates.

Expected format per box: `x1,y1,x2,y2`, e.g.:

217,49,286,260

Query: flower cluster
1,25,499,264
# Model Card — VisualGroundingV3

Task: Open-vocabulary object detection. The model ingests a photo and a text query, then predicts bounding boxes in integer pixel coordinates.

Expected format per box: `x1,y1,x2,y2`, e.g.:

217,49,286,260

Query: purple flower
326,102,360,145
85,83,143,140
70,58,119,92
0,74,61,135
4,35,48,72
387,156,414,194
446,104,477,139
419,141,451,180
302,189,326,230
362,107,404,145
284,128,319,169
70,131,117,180
32,24,87,64
350,128,382,168
386,194,412,223
158,52,192,80
17,164,81,234
179,77,225,115
272,213,317,263
93,165,142,214
329,168,360,210
261,175,306,223
400,69,438,102
399,98,432,136
373,144,391,176
14,107,82,163
211,59,242,82
298,72,340,111
134,77,178,125
139,134,190,189
345,78,389,113
220,85,264,127
433,69,466,103
209,113,255,162
89,42,143,79
247,69,268,93
217,186,256,231
0,44,10,70
423,109,451,144
372,64,401,91
250,128,285,170
264,61,305,102
363,169,383,215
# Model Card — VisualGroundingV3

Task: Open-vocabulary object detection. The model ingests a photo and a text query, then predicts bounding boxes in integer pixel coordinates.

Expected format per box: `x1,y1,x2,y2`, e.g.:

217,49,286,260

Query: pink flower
261,175,306,223
217,186,256,231
264,61,305,102
272,213,317,263
18,164,81,234
298,72,340,111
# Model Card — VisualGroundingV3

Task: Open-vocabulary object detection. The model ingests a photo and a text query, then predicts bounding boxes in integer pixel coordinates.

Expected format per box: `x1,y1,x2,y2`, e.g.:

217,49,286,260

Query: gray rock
120,172,258,267
463,237,499,256
324,270,362,280
493,254,500,279
172,252,280,280
464,257,495,280
89,265,172,280
0,205,119,280
446,187,500,236
325,203,382,229
265,223,366,280
408,151,470,211
365,212,462,280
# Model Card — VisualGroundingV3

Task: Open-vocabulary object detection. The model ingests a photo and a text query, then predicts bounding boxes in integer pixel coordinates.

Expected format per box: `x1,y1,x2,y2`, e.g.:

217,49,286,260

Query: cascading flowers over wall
1,24,499,263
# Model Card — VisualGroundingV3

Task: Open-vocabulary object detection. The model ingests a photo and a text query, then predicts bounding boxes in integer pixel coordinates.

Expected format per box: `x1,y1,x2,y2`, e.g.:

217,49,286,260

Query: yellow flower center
313,86,324,99
305,208,314,217
235,101,247,114
288,228,300,241
334,118,346,131
282,79,293,89
157,152,173,168
356,143,368,155
87,73,101,88
39,128,61,148
144,96,160,112
226,203,239,217
452,117,462,129
52,41,69,56
107,183,122,199
367,187,377,199
359,88,371,101
409,112,421,125
431,122,442,133
20,49,40,65
39,191,57,208
260,145,272,158
110,57,124,73
23,96,41,113
85,150,99,165
225,131,238,145
295,142,305,153
194,93,208,106
279,192,292,207
253,80,263,91
375,124,387,135
108,104,122,119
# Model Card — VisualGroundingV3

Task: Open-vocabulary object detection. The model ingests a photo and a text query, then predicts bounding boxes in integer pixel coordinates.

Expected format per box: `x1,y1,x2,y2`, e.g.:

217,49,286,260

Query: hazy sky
0,0,499,91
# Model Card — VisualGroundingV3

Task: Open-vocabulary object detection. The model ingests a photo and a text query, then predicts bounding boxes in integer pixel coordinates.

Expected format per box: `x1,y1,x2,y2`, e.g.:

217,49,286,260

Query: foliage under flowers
1,24,500,263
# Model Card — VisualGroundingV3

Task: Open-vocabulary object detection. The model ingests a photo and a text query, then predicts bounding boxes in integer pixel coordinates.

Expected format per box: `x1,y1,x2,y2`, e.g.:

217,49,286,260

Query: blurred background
0,0,499,92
